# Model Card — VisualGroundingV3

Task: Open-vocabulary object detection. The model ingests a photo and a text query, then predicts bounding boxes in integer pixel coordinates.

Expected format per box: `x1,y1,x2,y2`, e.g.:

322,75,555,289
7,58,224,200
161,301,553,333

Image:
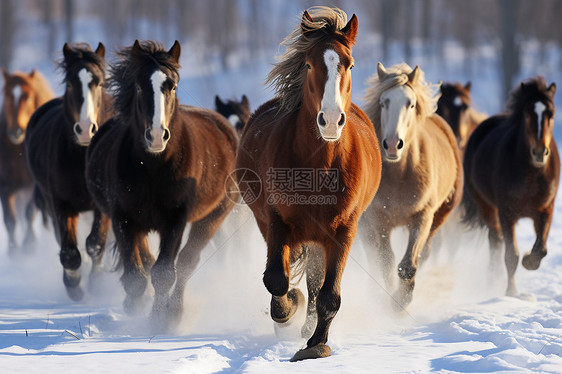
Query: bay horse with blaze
361,63,463,310
0,68,54,254
86,40,238,330
215,94,250,133
236,7,381,361
25,43,113,300
462,76,559,296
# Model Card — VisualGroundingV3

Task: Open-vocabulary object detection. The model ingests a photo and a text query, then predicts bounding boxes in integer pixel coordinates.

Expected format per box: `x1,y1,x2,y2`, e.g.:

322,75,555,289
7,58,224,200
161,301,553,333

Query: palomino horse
86,41,238,330
361,63,463,309
462,76,559,296
25,43,113,301
236,7,381,361
436,82,487,150
0,68,54,254
215,94,250,133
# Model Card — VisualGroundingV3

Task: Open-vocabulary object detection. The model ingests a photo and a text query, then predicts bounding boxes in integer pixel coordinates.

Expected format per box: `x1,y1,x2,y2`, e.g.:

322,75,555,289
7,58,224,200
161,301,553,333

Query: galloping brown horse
0,69,54,255
436,82,487,150
462,76,559,296
361,63,463,309
236,7,381,361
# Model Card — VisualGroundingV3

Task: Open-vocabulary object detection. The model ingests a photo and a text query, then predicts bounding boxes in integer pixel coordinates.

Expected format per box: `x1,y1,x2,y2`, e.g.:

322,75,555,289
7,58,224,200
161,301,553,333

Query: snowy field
0,180,561,373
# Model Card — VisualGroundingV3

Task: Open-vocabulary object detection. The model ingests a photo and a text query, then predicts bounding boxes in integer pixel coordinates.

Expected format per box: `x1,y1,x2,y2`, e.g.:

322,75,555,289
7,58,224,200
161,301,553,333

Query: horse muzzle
73,121,98,146
531,146,550,167
382,137,404,162
144,126,170,153
317,110,346,142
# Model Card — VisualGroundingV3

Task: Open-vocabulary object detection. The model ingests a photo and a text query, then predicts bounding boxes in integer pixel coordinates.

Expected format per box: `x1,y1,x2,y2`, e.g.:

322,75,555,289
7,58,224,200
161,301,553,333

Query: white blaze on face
78,68,96,126
318,49,345,141
12,84,22,104
453,96,463,107
535,101,546,138
146,70,169,152
228,114,241,127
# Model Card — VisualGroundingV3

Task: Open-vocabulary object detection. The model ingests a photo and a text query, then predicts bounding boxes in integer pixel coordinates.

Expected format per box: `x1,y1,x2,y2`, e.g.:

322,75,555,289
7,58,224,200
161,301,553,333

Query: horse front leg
150,210,188,332
113,218,147,314
291,224,354,362
522,207,553,271
1,191,18,255
56,211,83,301
301,244,324,339
395,210,432,310
85,209,111,292
499,214,519,296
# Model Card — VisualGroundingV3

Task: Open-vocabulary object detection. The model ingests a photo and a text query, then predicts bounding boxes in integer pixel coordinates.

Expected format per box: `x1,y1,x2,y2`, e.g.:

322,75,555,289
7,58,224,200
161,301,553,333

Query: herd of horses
0,6,559,362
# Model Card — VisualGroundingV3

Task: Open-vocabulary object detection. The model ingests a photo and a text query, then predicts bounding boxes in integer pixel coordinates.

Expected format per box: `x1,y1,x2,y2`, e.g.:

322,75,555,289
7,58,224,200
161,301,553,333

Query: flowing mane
362,62,439,133
265,6,352,113
504,76,552,115
110,40,180,119
57,43,106,84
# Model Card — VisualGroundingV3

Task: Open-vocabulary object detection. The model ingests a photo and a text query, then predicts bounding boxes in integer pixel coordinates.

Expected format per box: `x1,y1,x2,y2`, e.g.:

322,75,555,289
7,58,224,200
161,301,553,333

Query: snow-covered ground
0,180,561,373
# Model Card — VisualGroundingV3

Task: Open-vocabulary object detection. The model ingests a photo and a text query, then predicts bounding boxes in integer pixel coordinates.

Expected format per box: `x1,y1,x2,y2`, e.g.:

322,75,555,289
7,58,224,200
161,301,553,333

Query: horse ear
63,42,73,59
465,81,472,92
95,42,105,58
408,65,420,84
2,67,8,80
548,82,556,98
377,62,388,80
241,94,249,108
29,68,36,78
132,40,143,59
215,95,224,109
168,40,181,63
341,14,358,45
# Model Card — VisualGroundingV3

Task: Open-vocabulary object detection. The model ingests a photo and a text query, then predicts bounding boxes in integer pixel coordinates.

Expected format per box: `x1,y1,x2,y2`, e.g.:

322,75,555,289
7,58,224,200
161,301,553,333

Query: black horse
86,40,238,330
25,43,113,301
215,94,250,133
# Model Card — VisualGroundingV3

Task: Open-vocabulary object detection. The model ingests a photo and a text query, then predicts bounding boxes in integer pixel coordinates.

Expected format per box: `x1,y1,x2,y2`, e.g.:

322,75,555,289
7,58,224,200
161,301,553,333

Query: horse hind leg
85,209,111,293
499,214,519,297
522,208,553,271
57,213,84,301
301,244,324,339
1,192,18,256
21,193,37,253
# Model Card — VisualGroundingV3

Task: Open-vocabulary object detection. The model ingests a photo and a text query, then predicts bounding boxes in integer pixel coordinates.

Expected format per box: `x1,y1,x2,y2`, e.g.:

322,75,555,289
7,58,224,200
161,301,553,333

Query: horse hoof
522,252,544,271
290,343,331,362
397,264,416,280
263,265,289,297
123,294,145,315
271,288,304,323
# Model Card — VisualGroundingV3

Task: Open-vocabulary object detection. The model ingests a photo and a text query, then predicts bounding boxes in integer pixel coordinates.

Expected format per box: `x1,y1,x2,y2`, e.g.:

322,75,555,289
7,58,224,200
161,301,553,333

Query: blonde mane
362,63,439,134
265,6,349,113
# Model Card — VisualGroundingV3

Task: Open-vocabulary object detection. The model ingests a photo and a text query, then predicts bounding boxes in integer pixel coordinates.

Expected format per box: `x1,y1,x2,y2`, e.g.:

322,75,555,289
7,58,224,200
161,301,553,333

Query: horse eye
306,63,312,70
136,84,141,93
350,64,354,70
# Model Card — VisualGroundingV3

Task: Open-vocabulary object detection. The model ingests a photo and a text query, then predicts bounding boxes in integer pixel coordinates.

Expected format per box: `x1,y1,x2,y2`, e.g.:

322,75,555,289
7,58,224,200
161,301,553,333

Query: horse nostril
382,139,389,150
162,128,170,142
144,128,153,143
397,139,404,149
545,148,550,156
90,123,98,136
317,112,327,127
532,148,537,155
74,123,82,135
338,112,346,126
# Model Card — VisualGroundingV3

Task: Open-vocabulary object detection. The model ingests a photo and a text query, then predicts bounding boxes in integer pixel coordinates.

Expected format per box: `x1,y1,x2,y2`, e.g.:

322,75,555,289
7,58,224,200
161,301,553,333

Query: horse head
301,10,357,142
436,82,472,145
521,79,556,167
215,94,250,131
376,63,422,162
61,42,107,146
2,69,47,144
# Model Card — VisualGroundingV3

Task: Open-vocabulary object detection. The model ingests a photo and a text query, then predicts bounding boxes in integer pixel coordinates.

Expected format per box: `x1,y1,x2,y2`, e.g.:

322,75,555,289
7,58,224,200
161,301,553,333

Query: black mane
110,40,180,119
505,76,552,114
57,43,106,85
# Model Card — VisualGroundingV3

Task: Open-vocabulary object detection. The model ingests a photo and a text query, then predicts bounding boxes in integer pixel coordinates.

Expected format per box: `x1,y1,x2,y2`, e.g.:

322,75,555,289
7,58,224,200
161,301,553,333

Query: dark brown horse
86,40,238,331
361,63,463,310
436,81,487,150
25,43,112,301
462,76,560,296
236,7,381,361
215,94,250,133
0,69,54,254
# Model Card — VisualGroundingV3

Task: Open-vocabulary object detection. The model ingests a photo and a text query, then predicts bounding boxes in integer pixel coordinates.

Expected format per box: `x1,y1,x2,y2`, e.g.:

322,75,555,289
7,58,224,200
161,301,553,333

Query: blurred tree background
1,0,561,106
